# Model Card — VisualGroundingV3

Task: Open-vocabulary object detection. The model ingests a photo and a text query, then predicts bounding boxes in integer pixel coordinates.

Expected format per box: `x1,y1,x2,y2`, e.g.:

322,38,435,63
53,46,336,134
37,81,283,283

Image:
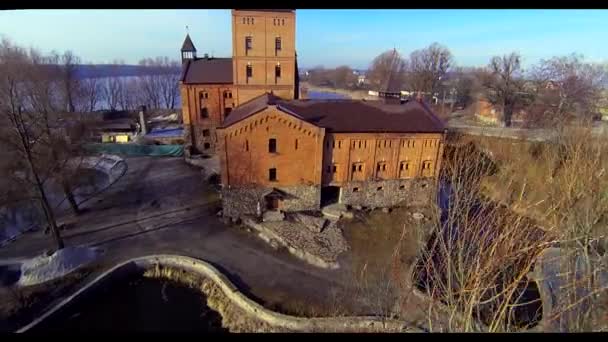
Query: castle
180,9,445,220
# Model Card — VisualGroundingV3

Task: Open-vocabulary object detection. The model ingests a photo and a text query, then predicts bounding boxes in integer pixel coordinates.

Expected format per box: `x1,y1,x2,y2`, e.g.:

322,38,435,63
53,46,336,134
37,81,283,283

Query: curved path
0,157,368,315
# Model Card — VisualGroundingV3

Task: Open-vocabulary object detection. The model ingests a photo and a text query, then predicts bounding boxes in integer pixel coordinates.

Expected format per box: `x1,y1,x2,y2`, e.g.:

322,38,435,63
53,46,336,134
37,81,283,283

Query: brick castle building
180,9,299,154
180,9,446,220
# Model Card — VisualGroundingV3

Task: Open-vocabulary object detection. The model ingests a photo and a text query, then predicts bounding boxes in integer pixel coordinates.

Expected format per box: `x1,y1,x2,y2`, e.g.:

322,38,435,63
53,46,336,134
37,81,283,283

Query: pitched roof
180,57,233,84
279,99,445,133
221,93,279,127
220,93,445,134
181,34,196,52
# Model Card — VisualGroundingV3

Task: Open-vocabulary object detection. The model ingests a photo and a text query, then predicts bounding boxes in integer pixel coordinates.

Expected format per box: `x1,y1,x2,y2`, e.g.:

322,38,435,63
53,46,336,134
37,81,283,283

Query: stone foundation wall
339,178,434,209
221,184,321,219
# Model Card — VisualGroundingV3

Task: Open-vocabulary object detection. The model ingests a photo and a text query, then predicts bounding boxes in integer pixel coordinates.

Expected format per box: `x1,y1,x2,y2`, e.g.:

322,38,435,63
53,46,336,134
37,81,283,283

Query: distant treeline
74,64,181,79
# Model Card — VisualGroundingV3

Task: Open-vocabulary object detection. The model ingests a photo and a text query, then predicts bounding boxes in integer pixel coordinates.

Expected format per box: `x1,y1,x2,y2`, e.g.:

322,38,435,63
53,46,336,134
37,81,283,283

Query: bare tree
482,52,528,127
101,61,124,111
59,50,80,113
532,54,607,126
138,58,162,109
367,49,407,91
0,38,64,249
80,75,101,112
157,57,181,109
407,43,453,97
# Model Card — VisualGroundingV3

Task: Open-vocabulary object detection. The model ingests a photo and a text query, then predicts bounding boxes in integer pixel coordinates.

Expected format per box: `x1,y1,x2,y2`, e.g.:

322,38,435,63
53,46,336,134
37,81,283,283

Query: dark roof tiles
279,99,444,133
181,57,233,84
219,93,444,134
181,34,196,52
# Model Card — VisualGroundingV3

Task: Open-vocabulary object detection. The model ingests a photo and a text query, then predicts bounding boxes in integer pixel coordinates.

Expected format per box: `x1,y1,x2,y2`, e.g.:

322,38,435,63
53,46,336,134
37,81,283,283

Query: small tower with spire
181,29,197,63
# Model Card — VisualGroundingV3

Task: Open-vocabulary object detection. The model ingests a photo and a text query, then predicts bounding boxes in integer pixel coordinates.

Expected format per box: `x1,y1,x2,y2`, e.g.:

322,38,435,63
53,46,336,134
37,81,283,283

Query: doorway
321,186,341,207
265,196,280,210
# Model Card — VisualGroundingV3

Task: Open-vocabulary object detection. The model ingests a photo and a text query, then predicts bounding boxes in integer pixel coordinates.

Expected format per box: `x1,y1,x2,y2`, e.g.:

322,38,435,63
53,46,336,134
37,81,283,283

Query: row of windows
245,36,282,53
324,139,438,150
199,91,232,100
245,63,282,81
352,185,411,193
243,138,301,153
324,161,433,174
240,17,286,26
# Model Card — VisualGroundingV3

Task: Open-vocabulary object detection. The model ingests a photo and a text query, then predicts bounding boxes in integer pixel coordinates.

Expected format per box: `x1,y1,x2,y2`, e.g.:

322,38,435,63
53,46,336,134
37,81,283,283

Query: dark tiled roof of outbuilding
180,58,233,84
219,93,444,134
278,99,444,133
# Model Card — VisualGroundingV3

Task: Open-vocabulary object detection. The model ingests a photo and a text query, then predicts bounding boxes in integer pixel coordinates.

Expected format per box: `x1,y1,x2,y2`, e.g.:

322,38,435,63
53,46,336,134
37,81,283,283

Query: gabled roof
180,57,233,84
220,93,279,127
181,34,196,52
280,99,444,133
219,93,445,134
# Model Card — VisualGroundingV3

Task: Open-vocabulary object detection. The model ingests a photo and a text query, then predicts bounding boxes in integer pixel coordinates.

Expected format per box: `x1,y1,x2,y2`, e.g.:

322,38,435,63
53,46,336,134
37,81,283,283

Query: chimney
138,105,147,135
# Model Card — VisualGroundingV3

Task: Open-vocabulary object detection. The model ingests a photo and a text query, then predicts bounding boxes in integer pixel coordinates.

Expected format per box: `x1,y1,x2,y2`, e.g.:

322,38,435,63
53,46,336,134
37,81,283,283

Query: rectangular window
295,139,298,150
338,141,342,148
275,65,281,79
202,129,210,137
245,36,252,52
352,164,356,173
269,168,277,181
332,165,337,173
246,64,252,78
275,37,282,52
353,187,360,193
358,165,362,172
201,108,209,118
204,143,210,150
268,138,277,153
245,140,249,151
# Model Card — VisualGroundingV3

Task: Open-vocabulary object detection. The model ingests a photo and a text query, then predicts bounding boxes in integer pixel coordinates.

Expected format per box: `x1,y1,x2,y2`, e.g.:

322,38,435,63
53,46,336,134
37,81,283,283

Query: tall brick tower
231,9,299,105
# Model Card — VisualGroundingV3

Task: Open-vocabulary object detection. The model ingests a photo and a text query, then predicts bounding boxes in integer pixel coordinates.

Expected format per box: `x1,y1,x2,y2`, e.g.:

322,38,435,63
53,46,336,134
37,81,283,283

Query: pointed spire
181,33,196,52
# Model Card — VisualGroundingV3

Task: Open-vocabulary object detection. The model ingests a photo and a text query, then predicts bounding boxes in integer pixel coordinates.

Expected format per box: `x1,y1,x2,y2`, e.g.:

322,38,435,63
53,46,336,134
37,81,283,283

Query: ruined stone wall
339,178,434,209
221,184,320,219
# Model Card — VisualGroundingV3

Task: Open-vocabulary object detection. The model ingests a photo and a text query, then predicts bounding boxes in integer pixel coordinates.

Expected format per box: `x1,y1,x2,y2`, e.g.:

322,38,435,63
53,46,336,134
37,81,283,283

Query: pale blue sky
1,9,607,69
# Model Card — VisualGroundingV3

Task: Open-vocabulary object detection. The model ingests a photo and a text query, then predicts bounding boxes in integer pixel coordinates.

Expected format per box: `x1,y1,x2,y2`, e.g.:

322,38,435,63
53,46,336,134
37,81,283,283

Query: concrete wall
340,178,434,209
17,255,421,333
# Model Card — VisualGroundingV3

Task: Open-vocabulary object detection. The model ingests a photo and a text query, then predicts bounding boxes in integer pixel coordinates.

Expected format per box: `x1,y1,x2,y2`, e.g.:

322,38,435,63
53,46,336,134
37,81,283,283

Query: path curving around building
16,254,423,333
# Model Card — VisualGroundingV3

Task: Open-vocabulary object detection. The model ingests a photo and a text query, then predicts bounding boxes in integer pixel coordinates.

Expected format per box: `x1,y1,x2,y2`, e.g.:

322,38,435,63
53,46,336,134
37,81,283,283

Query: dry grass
0,265,95,332
410,124,608,332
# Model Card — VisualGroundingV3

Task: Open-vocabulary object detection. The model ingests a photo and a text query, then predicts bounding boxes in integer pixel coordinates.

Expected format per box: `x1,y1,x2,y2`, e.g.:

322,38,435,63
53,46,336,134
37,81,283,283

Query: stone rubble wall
18,255,422,333
221,184,320,220
340,178,434,209
243,218,346,269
